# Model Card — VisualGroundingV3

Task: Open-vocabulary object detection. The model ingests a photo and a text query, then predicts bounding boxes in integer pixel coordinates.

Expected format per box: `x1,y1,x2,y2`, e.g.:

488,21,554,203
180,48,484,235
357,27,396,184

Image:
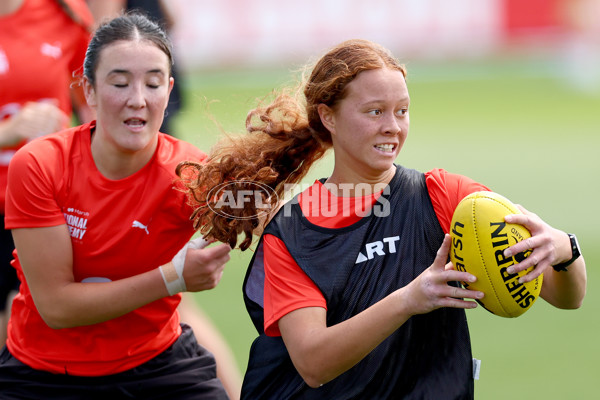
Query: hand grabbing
160,237,231,295
403,234,483,315
503,205,572,283
182,239,231,292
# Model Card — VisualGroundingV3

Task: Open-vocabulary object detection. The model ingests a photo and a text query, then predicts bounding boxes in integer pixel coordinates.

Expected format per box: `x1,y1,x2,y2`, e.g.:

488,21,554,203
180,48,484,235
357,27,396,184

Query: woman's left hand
502,205,572,283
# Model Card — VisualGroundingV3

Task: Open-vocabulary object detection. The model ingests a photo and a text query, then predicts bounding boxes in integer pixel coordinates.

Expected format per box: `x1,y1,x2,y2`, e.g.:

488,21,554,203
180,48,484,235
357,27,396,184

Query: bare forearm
35,267,170,329
282,291,411,388
541,256,586,309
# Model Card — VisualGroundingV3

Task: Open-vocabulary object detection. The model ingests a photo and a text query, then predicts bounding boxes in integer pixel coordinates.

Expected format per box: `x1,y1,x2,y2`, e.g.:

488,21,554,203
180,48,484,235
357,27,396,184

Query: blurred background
159,0,599,398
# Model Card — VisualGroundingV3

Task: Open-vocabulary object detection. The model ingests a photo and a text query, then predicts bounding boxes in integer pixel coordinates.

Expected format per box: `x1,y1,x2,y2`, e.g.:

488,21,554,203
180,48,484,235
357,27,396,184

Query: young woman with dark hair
0,13,231,399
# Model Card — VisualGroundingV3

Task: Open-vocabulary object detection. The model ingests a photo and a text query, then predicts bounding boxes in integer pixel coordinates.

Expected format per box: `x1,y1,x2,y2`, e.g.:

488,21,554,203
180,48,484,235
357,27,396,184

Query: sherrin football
449,191,543,318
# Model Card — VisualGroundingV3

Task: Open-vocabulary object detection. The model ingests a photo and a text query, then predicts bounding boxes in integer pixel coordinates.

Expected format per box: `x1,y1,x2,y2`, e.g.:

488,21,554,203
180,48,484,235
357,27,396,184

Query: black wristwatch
552,233,581,272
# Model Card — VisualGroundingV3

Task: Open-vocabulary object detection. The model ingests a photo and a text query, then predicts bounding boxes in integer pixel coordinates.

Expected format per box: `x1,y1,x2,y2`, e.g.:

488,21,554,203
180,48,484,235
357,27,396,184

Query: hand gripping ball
449,191,543,317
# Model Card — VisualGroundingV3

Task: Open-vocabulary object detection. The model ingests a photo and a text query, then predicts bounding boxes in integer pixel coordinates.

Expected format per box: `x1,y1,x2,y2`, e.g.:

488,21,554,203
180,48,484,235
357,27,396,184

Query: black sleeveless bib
242,166,474,399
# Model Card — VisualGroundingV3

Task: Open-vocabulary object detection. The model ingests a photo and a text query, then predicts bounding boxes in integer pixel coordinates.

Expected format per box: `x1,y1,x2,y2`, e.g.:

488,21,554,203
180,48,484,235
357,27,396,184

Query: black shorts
0,214,19,311
0,324,229,399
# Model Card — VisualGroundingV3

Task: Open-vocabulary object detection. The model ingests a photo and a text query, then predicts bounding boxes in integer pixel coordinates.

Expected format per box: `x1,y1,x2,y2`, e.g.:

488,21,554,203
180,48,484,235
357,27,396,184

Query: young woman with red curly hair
180,39,587,399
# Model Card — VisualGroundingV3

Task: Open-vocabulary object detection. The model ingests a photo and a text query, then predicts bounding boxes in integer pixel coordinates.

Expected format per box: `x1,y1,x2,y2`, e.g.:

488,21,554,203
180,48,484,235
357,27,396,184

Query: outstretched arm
12,225,230,329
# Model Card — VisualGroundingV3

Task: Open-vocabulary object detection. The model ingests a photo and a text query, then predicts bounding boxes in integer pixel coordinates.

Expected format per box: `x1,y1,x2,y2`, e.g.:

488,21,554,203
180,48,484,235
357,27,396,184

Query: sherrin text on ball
449,191,543,318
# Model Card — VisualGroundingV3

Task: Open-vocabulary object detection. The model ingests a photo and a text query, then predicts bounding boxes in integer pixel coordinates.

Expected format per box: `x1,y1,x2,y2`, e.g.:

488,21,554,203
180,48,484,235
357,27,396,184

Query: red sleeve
425,168,491,234
263,234,327,337
5,138,65,228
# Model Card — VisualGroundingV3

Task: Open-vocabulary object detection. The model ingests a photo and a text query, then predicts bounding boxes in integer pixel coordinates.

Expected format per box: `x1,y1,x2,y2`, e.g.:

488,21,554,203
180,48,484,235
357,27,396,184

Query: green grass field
174,58,600,399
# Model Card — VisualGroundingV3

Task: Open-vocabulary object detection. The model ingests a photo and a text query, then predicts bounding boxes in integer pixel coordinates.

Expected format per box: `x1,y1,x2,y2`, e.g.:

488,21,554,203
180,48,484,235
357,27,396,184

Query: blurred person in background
87,1,244,397
179,39,587,399
559,0,600,93
0,12,232,399
0,0,94,348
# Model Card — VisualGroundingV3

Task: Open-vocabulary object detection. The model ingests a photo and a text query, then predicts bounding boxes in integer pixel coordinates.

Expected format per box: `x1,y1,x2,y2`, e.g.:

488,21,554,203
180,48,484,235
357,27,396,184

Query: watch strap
552,233,581,272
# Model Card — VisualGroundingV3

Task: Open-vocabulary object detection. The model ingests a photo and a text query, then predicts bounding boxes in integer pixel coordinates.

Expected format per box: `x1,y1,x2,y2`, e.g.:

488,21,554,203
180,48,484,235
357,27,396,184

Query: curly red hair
178,39,406,250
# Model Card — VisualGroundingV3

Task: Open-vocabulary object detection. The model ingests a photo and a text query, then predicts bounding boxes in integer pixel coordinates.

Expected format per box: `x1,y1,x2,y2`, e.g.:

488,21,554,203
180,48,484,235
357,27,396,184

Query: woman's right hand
182,241,231,292
402,234,483,315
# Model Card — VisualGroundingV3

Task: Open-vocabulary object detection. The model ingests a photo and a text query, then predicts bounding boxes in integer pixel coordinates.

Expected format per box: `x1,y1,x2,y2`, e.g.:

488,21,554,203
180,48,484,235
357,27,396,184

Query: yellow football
449,191,543,318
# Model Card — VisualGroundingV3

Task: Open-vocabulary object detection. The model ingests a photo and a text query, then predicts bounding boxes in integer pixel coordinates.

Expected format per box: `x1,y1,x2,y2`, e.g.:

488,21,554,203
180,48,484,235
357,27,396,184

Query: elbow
305,380,323,389
299,370,326,389
34,300,78,330
555,301,583,311
570,300,584,310
557,293,585,310
38,309,72,330
44,321,69,330
293,359,334,389
548,288,586,310
30,286,97,329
